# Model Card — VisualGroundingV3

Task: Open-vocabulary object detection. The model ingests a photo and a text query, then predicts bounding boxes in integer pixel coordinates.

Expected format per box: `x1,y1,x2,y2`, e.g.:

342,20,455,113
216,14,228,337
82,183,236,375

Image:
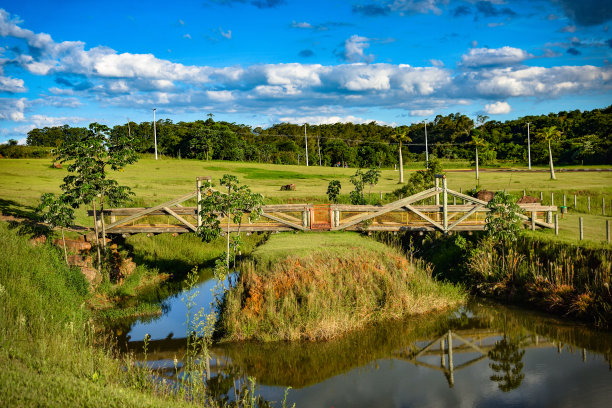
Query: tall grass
217,232,465,341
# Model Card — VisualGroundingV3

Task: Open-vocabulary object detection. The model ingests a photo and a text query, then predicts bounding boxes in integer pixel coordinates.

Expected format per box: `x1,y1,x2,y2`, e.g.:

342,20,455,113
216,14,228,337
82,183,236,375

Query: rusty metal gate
310,204,332,230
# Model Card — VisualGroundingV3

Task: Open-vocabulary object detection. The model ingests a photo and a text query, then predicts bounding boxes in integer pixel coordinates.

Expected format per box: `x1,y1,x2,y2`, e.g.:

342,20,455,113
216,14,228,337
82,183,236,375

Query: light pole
527,122,531,170
304,123,309,166
153,108,158,160
424,120,429,169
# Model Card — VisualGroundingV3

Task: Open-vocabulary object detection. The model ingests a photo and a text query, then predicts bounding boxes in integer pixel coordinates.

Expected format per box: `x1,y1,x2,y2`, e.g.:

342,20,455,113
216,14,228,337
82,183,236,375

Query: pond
111,274,612,408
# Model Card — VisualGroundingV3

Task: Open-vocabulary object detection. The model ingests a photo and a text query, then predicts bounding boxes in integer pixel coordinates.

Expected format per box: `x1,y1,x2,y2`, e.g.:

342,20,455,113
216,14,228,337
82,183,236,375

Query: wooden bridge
91,175,557,236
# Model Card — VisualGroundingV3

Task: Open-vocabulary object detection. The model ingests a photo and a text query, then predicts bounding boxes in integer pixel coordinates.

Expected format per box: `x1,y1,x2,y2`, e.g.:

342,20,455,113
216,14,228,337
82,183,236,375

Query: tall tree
539,126,562,180
55,122,137,277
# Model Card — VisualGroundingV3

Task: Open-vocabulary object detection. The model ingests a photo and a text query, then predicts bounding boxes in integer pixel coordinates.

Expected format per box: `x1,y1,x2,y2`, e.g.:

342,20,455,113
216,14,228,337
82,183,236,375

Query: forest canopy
22,105,612,167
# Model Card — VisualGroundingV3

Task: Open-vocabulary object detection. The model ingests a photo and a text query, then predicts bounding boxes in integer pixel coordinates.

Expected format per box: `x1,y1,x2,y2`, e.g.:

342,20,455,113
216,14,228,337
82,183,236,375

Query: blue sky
0,0,611,142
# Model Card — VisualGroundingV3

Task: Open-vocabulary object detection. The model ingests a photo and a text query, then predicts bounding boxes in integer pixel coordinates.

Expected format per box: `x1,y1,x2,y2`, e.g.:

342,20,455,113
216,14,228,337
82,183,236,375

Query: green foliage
485,192,522,244
326,180,341,203
393,156,444,198
38,192,75,229
196,174,264,270
349,169,366,205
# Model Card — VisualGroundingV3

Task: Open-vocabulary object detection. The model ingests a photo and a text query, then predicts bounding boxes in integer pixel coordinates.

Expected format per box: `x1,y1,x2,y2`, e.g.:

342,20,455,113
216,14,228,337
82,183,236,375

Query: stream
111,272,612,408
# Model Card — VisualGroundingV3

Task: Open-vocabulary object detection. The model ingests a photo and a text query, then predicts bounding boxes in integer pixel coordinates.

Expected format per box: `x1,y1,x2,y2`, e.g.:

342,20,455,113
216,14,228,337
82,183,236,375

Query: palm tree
392,128,411,183
539,126,562,180
472,135,486,183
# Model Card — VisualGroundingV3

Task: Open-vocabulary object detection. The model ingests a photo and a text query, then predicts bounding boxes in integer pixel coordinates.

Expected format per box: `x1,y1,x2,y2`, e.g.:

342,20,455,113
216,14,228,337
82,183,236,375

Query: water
113,276,612,407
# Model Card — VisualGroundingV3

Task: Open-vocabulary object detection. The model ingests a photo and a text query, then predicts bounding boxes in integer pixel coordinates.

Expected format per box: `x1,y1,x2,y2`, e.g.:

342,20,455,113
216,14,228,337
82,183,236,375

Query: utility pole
527,122,531,170
424,120,429,169
153,108,158,160
317,135,322,166
304,124,309,166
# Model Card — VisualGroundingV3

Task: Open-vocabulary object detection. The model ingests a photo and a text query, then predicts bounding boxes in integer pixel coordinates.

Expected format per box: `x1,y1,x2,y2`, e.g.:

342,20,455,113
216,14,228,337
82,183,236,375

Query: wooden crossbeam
333,187,438,231
447,204,484,231
261,212,308,231
404,204,444,231
105,191,196,231
163,207,196,232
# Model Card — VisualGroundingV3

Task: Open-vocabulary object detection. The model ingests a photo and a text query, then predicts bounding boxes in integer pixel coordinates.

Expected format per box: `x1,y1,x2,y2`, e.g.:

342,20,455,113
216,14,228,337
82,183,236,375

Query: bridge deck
89,176,557,235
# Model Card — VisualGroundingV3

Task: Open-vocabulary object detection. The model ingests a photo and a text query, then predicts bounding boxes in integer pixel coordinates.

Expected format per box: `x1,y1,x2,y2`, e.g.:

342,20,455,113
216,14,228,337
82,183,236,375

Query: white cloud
484,101,511,114
340,35,374,63
277,114,379,125
0,98,26,121
220,28,232,39
183,33,192,39
460,47,533,68
429,59,444,67
291,21,312,29
0,76,26,92
206,90,234,102
410,109,434,116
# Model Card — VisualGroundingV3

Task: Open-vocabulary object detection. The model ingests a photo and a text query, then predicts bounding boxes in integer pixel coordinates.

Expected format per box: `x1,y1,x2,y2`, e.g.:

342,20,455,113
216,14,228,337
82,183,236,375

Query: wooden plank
333,187,438,231
404,204,444,231
105,191,196,231
261,212,308,231
163,207,197,232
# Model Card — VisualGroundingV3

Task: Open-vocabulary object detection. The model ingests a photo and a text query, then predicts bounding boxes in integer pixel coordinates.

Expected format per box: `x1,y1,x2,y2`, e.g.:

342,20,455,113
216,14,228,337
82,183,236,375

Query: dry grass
218,233,465,341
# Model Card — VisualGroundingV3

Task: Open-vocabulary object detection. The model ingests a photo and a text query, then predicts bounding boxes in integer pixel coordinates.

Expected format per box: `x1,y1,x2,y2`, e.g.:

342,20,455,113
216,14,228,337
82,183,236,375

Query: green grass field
1,157,610,244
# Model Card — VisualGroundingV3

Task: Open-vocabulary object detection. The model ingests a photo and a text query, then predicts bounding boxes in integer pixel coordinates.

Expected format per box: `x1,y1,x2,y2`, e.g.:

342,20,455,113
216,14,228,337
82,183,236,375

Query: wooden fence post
435,178,440,206
531,211,536,231
547,211,552,224
563,194,566,207
555,214,559,236
523,189,526,197
442,176,448,232
579,217,584,240
588,196,591,212
574,194,577,208
196,178,202,228
540,191,543,202
603,197,606,216
302,210,308,228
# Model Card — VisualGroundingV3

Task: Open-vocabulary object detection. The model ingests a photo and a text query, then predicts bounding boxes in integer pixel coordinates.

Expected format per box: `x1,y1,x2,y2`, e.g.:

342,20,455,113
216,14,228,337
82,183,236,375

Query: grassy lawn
1,157,610,246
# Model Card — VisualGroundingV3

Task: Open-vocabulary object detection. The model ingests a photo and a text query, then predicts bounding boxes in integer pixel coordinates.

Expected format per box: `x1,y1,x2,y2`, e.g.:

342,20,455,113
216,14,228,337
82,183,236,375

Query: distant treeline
19,105,612,166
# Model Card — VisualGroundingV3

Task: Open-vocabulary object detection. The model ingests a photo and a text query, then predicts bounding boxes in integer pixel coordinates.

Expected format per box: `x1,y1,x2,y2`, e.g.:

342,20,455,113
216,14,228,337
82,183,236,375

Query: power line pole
527,122,531,170
317,135,322,166
304,124,309,166
424,120,429,169
153,108,158,160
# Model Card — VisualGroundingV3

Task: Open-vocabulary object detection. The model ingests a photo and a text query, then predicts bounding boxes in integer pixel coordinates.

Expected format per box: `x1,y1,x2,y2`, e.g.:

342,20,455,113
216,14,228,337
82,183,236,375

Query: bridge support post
442,177,448,233
448,330,454,387
531,211,536,231
435,178,440,206
196,178,202,228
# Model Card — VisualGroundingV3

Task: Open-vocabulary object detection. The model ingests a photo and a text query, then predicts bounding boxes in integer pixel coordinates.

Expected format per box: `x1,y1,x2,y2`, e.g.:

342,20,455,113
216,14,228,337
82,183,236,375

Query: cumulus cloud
353,0,442,16
460,47,533,68
484,101,511,114
0,76,26,92
337,35,375,62
0,97,26,121
220,28,232,39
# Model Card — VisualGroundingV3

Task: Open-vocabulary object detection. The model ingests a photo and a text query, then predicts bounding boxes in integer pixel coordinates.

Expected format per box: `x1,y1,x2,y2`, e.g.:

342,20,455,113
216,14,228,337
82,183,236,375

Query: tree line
24,105,612,166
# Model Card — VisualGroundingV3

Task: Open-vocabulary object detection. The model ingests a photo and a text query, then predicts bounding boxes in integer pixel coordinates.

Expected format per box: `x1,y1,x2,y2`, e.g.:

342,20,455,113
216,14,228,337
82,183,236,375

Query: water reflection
117,296,612,407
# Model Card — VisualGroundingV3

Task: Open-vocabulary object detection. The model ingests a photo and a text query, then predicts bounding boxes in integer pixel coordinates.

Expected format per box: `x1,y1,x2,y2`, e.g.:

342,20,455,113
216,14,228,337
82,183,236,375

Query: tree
488,334,525,392
363,167,381,204
391,128,411,183
538,126,562,180
484,191,521,276
327,180,341,203
55,122,137,277
196,175,264,273
37,193,75,264
349,169,366,205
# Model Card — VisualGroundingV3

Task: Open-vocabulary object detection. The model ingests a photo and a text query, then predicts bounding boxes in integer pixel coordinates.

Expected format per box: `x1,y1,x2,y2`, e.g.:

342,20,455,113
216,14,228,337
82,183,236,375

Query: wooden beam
261,212,308,231
105,191,196,231
404,204,444,231
333,187,438,231
163,207,197,232
447,204,484,231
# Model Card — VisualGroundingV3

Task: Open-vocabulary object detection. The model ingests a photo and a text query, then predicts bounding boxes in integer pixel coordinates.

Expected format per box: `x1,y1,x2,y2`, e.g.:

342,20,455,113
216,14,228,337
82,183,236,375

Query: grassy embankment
0,222,200,407
216,232,466,342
